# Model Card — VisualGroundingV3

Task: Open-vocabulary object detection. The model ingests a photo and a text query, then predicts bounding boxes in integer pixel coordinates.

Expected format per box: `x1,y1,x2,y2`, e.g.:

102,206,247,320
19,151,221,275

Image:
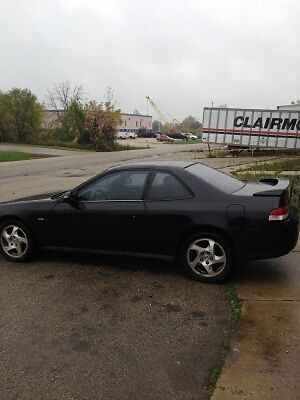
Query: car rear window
148,171,192,200
187,163,244,193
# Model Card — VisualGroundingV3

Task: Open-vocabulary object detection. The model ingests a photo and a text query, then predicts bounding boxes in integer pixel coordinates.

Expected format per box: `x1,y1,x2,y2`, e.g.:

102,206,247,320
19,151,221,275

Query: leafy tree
152,120,161,132
180,115,202,133
62,100,85,142
84,100,121,151
161,122,174,134
0,92,10,141
0,88,43,143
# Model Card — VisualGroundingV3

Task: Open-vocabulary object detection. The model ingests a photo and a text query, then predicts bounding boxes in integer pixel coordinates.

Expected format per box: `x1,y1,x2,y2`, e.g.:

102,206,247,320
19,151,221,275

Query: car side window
147,172,191,200
78,170,149,201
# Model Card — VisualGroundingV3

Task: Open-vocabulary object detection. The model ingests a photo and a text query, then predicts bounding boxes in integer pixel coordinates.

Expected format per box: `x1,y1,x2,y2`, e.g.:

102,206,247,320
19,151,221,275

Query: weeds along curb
206,283,241,399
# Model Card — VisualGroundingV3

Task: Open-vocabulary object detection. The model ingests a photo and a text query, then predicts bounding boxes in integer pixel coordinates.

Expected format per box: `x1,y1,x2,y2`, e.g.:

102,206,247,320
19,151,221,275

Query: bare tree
47,80,84,120
132,108,141,115
104,86,119,109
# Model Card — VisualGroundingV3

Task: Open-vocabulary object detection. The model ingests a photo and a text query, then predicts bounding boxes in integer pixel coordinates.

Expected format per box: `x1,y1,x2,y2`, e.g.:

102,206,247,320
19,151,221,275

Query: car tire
0,220,35,262
180,232,232,283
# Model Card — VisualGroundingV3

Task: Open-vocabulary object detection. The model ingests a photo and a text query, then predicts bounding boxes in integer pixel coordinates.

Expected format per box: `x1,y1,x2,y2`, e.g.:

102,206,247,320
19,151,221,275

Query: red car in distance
156,134,174,142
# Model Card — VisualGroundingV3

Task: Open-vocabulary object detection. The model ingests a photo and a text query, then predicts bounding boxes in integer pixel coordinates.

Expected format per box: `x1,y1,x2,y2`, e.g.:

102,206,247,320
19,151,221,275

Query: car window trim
144,169,194,201
79,199,145,204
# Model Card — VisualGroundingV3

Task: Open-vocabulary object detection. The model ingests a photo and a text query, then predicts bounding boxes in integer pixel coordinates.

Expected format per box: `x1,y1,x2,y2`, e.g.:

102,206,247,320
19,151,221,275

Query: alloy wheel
186,238,227,277
0,225,29,259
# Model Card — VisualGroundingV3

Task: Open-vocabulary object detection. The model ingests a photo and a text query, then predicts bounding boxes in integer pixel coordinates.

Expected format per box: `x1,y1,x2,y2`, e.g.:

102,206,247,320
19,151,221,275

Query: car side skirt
42,246,175,261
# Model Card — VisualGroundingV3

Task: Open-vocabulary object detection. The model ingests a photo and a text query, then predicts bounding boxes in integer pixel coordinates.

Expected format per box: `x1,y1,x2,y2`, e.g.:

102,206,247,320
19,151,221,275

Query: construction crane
146,96,169,124
146,96,180,129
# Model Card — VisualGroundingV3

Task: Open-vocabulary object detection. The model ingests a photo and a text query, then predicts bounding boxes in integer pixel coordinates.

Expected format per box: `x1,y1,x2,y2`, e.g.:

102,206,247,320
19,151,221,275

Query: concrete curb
212,239,300,399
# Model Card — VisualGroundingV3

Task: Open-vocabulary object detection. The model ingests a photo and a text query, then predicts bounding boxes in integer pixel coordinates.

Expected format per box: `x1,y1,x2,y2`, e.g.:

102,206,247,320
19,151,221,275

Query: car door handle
123,213,143,219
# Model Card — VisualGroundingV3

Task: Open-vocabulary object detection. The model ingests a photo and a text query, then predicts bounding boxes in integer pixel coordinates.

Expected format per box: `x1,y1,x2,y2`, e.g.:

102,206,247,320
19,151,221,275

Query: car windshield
187,163,245,193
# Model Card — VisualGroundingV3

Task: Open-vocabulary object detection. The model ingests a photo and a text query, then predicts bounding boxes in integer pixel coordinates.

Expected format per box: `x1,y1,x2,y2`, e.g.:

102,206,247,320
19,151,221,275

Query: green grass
106,142,147,151
30,142,92,151
206,284,241,399
0,141,92,152
0,151,51,162
237,157,300,173
171,139,200,144
1,141,147,152
226,284,242,329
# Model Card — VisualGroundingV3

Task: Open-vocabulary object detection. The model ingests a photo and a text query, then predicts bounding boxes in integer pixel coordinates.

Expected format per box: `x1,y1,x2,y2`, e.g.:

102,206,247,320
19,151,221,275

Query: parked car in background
156,134,175,142
137,131,158,138
117,131,137,139
168,132,188,140
0,161,298,283
183,133,198,140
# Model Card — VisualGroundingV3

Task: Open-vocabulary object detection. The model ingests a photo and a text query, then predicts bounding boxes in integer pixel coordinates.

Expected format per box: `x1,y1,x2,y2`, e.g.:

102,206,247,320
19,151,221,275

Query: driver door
52,169,150,253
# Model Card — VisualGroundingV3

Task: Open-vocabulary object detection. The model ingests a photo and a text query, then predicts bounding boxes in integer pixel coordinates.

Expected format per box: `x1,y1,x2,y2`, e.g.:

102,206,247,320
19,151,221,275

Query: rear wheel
0,220,34,262
181,233,232,283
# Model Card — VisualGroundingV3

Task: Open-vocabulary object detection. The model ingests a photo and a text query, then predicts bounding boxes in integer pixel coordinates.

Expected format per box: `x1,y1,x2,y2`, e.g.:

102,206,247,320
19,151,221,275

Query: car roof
108,161,196,171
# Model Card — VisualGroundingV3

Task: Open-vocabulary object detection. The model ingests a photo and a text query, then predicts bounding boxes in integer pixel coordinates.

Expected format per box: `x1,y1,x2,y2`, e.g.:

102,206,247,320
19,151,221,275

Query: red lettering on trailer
203,127,300,137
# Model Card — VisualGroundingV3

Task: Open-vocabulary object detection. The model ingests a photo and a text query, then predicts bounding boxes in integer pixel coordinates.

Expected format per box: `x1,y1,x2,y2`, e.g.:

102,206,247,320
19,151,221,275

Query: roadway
0,142,208,179
0,143,209,201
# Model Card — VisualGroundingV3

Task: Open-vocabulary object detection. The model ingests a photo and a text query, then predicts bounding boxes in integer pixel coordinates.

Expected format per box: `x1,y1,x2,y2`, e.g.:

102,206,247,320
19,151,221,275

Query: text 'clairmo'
234,116,300,131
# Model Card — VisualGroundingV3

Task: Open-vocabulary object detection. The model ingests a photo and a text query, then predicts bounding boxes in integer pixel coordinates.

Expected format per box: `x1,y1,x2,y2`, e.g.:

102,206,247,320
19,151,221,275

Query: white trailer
202,107,300,149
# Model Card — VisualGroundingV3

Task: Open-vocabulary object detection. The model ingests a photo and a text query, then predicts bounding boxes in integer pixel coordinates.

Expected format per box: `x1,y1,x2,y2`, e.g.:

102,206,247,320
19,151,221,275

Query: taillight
268,205,290,221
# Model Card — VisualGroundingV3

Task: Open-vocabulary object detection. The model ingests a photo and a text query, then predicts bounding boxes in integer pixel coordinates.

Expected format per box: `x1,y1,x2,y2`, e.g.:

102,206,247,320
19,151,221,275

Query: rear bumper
241,207,299,261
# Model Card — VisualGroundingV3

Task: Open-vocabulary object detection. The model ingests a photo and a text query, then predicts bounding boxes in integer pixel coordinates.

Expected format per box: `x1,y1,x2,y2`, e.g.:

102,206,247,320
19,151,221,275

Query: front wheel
0,220,34,262
181,233,232,283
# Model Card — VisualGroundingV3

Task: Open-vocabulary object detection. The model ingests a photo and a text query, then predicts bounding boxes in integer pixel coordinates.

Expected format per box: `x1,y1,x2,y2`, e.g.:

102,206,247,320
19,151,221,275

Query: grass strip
0,151,51,162
206,283,241,399
235,157,300,173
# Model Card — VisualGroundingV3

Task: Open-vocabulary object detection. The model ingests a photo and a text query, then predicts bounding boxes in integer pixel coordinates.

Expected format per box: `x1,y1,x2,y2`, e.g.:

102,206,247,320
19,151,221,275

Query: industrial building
118,113,152,133
277,103,300,111
43,110,152,132
42,110,62,128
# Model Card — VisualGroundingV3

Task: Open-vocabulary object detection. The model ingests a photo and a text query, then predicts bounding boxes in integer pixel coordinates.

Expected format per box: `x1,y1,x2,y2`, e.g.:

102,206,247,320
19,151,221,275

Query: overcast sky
1,0,300,120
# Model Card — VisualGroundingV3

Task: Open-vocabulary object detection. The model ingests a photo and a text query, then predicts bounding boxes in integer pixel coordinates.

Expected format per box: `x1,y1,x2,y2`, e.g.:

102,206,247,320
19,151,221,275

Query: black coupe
0,161,299,282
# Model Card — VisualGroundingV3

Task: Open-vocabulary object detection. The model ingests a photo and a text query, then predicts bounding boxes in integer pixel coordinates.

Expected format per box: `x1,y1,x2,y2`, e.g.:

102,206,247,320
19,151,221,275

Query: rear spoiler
253,178,290,197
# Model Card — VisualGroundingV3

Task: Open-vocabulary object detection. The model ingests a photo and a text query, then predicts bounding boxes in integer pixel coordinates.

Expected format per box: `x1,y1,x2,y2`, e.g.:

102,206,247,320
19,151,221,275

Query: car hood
0,193,56,206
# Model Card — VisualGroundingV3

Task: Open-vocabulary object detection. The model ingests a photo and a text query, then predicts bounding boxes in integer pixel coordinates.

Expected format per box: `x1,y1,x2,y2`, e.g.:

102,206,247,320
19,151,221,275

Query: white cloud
1,0,300,120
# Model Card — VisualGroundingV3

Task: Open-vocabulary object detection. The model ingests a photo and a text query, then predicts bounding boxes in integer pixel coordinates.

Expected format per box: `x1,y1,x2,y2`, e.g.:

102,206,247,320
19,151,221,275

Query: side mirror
63,191,78,203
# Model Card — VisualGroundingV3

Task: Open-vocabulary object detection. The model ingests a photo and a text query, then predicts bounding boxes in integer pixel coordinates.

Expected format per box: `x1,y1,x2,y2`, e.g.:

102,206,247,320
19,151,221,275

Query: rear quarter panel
230,194,285,258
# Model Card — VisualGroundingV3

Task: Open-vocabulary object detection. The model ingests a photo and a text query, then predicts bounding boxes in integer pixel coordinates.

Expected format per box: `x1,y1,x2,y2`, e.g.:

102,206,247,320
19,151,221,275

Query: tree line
0,82,122,151
0,81,203,150
152,115,202,135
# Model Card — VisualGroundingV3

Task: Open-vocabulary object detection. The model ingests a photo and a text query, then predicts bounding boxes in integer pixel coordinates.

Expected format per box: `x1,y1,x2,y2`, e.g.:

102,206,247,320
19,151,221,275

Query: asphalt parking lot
0,251,229,400
1,147,298,399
